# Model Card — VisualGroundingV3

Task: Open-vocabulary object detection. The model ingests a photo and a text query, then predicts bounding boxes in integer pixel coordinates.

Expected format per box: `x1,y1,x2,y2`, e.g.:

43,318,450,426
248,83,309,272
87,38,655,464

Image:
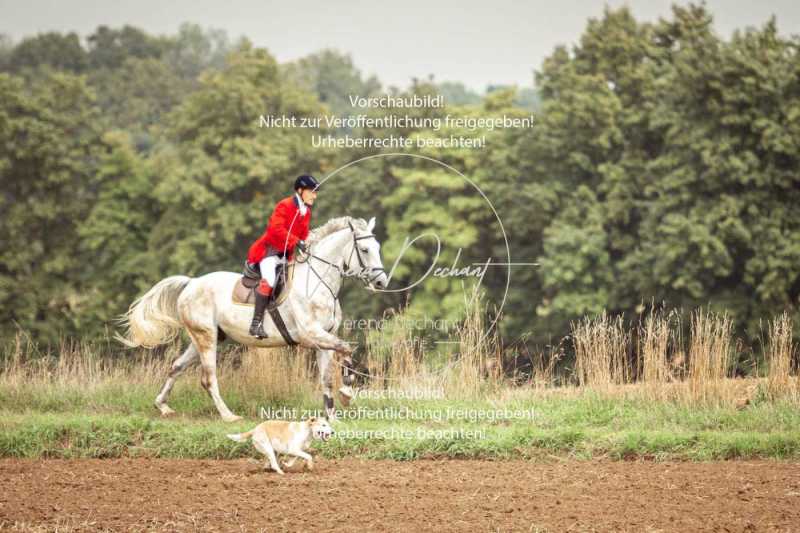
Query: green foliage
486,84,541,110
1,8,798,350
86,25,166,70
282,49,381,117
88,57,188,146
146,44,331,276
78,131,162,325
622,10,800,332
514,5,800,340
0,71,101,343
538,186,614,317
161,23,233,81
0,34,12,70
7,31,88,73
85,23,232,147
436,81,481,106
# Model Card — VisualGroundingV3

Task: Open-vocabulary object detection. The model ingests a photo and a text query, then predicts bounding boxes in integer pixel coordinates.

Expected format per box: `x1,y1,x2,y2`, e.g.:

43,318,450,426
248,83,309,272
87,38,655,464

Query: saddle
232,260,295,309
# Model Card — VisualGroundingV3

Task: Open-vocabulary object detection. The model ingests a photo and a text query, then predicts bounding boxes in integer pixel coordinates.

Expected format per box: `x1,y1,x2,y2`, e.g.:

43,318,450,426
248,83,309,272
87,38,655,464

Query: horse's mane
307,216,367,245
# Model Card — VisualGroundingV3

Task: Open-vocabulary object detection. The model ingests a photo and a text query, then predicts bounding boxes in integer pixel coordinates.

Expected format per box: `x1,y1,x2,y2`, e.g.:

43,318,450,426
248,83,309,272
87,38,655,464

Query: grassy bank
2,398,800,461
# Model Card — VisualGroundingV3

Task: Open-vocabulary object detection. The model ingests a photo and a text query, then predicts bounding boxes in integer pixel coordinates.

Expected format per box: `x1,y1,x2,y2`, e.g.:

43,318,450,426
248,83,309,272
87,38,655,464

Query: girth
266,304,297,346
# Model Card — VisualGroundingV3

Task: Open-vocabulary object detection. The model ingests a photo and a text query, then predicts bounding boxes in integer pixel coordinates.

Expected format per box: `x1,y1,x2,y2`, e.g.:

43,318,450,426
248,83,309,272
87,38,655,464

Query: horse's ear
367,217,376,232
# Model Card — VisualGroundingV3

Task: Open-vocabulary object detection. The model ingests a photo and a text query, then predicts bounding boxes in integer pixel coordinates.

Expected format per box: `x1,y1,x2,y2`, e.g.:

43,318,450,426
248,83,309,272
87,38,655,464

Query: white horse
118,216,388,421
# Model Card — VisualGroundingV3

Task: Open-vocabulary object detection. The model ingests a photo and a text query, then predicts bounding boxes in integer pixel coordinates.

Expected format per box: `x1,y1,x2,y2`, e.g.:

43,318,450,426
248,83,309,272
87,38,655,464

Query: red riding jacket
247,194,312,263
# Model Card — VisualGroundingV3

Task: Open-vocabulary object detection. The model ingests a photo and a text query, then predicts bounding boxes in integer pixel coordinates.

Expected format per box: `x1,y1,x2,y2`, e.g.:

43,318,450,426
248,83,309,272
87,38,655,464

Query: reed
764,312,798,402
572,312,630,389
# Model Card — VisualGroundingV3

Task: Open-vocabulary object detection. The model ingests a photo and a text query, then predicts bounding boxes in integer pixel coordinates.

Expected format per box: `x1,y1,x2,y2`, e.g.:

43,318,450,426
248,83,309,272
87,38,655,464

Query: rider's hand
296,240,308,253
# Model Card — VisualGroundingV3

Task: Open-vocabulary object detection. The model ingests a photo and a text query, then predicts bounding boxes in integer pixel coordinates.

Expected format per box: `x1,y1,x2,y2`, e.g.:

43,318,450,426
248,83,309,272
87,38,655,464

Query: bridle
343,221,386,286
296,222,386,301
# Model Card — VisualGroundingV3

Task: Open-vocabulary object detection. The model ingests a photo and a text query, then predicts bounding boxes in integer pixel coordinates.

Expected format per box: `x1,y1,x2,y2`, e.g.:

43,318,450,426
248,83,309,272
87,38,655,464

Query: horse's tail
115,275,192,348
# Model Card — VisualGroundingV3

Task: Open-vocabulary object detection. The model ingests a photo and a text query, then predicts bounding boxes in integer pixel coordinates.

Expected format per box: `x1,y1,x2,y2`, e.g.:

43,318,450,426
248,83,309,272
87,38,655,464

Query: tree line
1,6,798,358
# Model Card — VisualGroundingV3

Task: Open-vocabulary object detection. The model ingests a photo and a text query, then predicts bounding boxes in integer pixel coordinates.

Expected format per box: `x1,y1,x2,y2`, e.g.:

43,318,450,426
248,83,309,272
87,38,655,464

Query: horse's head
347,217,388,290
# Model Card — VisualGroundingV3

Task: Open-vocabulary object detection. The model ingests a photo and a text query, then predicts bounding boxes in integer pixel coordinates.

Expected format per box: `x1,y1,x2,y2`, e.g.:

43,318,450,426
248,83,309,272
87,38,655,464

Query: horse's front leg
292,294,354,410
300,321,353,355
316,349,337,420
302,323,356,408
338,353,356,406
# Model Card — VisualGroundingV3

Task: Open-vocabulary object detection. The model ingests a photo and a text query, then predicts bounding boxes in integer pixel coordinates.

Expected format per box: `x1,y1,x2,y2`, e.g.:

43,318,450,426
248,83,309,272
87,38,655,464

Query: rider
246,175,320,338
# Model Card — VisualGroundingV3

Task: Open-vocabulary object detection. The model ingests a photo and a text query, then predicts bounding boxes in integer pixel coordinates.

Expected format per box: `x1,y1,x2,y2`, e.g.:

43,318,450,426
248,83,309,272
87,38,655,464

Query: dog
227,417,333,474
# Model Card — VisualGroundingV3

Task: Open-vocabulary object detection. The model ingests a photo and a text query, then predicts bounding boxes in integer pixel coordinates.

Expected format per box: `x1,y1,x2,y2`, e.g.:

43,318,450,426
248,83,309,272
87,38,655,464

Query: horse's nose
375,279,386,289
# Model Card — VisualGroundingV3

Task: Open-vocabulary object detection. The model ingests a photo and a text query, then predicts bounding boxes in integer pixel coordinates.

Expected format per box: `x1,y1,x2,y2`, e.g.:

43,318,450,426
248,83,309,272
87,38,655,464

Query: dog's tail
226,430,254,443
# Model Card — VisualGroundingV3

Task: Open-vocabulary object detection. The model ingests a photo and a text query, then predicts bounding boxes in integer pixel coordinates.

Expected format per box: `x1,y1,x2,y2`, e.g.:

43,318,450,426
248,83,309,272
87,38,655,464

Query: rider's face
299,188,317,205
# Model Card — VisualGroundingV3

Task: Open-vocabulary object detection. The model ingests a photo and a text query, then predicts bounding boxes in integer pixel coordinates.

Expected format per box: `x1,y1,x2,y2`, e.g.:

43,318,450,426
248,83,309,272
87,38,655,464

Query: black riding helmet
294,174,320,192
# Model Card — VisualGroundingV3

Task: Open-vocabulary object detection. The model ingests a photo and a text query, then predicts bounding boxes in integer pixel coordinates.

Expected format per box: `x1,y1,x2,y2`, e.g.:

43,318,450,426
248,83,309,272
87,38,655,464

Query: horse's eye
361,248,368,253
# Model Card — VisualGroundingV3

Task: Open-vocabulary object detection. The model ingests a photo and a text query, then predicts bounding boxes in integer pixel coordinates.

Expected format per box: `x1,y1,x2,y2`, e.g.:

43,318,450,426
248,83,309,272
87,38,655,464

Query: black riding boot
249,291,269,339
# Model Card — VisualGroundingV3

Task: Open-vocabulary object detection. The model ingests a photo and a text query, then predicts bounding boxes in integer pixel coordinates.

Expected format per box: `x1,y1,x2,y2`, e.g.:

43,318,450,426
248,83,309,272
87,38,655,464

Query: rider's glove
296,240,308,253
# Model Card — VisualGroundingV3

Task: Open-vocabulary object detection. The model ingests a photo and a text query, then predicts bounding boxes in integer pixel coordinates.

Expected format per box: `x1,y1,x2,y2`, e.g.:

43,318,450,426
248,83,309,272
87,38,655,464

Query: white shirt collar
295,192,308,216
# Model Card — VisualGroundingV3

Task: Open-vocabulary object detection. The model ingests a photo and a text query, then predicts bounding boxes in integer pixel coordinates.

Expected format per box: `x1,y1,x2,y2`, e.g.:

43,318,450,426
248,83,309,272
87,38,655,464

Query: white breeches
259,255,285,287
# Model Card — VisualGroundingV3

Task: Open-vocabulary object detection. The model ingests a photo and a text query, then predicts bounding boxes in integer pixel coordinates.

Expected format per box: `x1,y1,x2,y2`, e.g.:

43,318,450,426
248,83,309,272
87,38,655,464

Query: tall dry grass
363,309,426,387
639,308,673,385
526,342,565,389
1,333,174,391
0,290,506,413
359,291,505,398
449,291,503,396
1,304,797,411
635,308,680,402
572,312,630,388
0,330,318,415
568,307,797,406
687,310,735,405
233,346,317,404
764,312,799,402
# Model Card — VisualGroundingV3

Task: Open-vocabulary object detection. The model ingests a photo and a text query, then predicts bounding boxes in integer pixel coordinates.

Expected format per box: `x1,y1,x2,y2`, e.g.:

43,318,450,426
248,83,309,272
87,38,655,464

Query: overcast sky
1,0,797,91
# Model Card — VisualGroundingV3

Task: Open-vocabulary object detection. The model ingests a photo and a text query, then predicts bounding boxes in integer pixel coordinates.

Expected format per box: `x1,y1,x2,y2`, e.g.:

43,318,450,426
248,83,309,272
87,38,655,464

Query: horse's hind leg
189,327,241,422
155,343,199,416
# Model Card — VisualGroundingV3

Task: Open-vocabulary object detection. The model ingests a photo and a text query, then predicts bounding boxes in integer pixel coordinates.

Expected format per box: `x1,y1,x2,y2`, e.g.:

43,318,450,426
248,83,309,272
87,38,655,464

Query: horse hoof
156,403,175,416
338,386,354,406
223,414,243,423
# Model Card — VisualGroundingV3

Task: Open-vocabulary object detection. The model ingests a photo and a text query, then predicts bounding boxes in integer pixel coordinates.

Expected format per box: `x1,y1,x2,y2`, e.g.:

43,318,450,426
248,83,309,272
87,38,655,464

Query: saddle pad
232,278,256,305
231,261,295,307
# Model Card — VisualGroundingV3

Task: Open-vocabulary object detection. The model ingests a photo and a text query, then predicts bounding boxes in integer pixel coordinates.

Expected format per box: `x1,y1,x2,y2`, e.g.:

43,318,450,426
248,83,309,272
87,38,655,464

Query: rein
295,222,385,313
